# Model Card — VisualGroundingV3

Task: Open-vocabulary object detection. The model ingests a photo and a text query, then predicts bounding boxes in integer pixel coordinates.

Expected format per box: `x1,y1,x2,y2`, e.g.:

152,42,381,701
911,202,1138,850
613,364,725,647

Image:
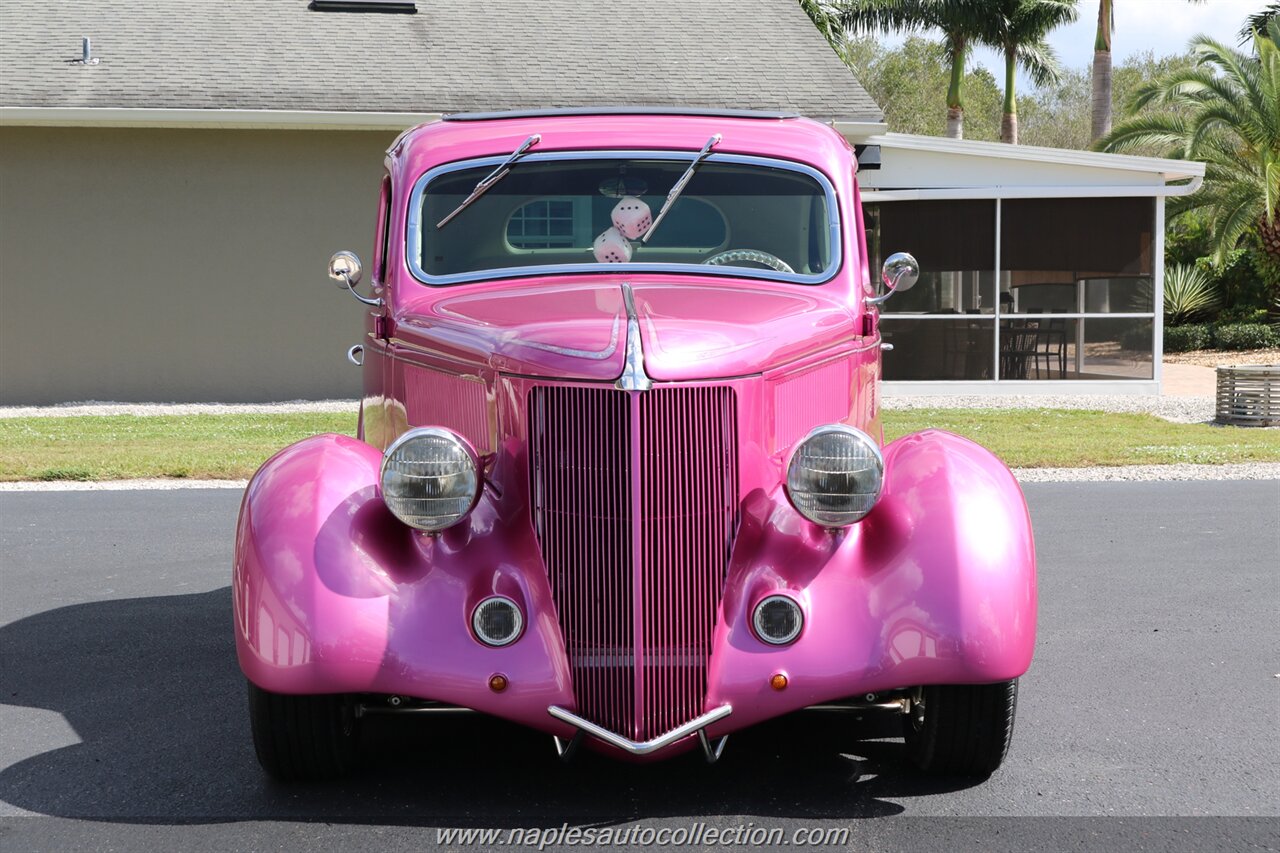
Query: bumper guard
548,704,732,762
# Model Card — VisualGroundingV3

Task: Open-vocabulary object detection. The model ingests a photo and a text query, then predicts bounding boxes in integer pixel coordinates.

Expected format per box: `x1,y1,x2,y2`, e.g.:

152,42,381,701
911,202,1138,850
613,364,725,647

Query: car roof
443,107,802,122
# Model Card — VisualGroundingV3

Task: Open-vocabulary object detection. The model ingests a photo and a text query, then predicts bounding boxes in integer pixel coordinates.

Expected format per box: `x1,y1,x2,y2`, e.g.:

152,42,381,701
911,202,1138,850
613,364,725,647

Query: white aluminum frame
876,195,1166,395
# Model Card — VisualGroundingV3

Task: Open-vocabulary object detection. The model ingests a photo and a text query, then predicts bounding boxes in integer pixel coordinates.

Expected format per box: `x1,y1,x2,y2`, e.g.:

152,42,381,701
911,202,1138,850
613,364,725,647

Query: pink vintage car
233,108,1035,780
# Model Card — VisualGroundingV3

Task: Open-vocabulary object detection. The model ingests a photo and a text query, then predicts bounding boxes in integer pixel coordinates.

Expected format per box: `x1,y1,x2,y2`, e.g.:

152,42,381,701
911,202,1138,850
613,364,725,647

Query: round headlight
785,424,883,527
380,427,481,532
472,596,523,647
752,594,803,645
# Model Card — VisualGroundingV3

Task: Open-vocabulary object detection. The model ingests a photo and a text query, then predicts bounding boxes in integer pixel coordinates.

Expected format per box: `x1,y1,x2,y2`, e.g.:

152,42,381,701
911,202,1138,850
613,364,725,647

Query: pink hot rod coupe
233,108,1035,780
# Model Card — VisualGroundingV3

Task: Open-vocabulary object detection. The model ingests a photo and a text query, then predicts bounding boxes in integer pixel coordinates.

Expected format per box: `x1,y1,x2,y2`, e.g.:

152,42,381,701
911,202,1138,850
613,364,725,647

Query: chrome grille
530,385,738,740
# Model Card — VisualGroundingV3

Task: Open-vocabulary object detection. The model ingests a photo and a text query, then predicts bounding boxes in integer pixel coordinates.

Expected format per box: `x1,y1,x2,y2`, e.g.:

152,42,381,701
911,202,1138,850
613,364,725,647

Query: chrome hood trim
615,284,653,392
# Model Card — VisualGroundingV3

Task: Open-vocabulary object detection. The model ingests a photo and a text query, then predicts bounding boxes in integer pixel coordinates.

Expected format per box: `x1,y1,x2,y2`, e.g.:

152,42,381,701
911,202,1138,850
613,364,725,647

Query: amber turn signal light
770,673,788,691
489,673,508,692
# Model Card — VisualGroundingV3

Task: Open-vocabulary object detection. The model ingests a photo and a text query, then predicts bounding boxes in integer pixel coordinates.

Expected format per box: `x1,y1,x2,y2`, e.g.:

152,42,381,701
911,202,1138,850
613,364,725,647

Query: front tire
903,679,1018,777
247,681,360,781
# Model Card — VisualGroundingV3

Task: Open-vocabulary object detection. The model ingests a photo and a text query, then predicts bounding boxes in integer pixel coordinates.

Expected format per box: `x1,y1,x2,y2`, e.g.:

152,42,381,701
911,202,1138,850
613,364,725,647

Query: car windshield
408,154,838,285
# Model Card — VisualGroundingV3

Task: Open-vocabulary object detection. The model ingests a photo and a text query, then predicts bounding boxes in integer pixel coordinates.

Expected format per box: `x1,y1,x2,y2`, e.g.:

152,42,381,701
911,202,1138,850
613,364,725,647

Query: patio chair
999,321,1040,380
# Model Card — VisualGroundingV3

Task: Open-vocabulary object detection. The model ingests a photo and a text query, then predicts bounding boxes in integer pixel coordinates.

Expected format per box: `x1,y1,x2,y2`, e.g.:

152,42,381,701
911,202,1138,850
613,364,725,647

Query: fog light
472,596,523,647
752,595,803,645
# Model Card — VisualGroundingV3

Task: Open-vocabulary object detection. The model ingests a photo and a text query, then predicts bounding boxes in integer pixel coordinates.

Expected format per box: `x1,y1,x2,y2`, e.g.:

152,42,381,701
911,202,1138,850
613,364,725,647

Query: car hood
393,278,859,381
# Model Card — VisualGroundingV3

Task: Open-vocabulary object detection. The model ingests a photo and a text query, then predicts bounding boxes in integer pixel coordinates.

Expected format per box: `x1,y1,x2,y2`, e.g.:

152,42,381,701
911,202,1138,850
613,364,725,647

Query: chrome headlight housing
785,424,884,527
380,427,481,532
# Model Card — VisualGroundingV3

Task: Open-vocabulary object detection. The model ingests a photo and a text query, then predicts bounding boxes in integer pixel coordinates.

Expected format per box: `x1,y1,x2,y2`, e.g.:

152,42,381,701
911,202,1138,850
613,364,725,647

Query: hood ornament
615,284,652,392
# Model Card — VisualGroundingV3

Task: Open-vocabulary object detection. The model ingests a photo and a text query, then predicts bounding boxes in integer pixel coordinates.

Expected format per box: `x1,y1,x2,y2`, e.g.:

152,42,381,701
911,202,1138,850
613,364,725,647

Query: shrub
1164,324,1214,352
1216,305,1269,324
1197,248,1270,313
1163,264,1219,325
1212,323,1279,350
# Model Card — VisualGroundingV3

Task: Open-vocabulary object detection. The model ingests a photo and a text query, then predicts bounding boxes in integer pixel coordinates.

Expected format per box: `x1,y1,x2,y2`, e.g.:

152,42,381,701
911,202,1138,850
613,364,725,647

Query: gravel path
1163,348,1279,368
1011,463,1280,482
882,394,1217,424
0,400,358,419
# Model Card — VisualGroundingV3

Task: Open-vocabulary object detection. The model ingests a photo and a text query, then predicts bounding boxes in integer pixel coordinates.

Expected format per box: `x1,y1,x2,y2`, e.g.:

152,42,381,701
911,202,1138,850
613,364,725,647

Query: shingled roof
0,0,883,123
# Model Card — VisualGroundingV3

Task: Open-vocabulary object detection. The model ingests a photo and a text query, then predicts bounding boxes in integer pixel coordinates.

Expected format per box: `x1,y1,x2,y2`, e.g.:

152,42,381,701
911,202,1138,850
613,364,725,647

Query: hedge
1164,324,1214,353
1213,323,1279,351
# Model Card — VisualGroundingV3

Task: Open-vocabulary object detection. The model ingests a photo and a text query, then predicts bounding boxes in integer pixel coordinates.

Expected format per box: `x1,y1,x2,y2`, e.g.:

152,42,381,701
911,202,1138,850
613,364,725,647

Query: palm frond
1015,37,1062,88
1095,113,1188,154
1238,3,1278,44
1211,184,1266,262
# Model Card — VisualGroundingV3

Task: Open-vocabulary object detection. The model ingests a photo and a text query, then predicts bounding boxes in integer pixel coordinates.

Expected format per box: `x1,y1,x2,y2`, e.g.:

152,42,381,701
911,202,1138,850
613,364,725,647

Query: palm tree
984,0,1078,144
1090,0,1207,144
1096,22,1280,263
826,0,991,139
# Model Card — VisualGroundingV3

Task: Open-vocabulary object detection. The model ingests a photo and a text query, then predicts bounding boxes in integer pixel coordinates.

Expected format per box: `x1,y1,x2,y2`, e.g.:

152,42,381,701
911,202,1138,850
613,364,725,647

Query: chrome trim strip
405,151,842,288
511,314,622,360
615,284,652,391
547,704,732,755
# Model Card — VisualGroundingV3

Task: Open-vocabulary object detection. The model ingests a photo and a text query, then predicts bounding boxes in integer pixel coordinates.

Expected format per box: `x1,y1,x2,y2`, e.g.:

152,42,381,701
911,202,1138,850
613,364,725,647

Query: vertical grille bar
639,387,737,740
530,384,738,741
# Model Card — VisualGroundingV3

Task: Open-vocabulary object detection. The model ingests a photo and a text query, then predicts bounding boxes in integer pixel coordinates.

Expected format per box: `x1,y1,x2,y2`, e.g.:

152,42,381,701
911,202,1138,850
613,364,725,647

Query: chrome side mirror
866,252,920,307
328,250,382,307
328,250,363,287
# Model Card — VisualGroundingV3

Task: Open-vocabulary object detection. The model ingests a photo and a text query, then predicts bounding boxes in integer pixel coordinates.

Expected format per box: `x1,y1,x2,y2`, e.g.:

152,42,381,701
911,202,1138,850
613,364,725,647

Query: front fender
232,433,575,730
706,429,1036,733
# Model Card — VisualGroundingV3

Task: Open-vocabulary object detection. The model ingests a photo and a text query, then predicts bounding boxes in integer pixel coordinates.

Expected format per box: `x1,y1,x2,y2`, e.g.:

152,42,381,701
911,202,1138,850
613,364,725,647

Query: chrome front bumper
547,704,733,761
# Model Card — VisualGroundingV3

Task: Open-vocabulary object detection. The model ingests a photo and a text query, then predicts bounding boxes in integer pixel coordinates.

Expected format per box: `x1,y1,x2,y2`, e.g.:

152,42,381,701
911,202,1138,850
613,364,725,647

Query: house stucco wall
0,126,396,404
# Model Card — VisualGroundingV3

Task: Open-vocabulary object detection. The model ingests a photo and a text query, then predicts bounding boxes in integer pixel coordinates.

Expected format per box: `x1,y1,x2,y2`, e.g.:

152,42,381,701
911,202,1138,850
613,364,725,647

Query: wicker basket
1215,364,1280,427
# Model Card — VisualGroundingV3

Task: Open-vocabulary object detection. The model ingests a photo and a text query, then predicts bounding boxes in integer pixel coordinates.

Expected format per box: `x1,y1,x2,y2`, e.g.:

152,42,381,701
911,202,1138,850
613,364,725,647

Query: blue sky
881,0,1262,82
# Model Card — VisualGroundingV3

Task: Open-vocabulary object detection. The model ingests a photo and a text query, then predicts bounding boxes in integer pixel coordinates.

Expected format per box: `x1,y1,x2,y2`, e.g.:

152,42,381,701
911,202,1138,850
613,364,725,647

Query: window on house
506,199,580,249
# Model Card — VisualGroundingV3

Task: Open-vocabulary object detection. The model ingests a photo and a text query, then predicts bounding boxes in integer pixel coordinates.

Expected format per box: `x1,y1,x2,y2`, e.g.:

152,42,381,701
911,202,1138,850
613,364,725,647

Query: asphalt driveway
0,481,1276,850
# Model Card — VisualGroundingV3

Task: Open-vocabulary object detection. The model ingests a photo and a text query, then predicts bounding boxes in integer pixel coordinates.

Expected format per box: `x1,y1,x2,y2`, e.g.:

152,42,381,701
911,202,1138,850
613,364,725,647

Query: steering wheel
702,249,795,274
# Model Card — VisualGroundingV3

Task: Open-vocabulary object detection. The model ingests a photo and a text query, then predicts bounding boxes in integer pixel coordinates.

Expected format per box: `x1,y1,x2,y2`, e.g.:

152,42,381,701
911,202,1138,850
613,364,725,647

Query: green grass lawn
884,409,1280,468
0,408,1276,481
0,413,356,481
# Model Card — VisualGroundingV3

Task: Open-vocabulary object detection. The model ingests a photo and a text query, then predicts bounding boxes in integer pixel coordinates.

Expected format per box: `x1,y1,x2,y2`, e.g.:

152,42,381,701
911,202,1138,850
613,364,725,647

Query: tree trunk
1259,213,1280,260
1091,50,1113,143
1000,48,1017,144
1090,0,1113,144
945,39,966,140
1001,112,1018,145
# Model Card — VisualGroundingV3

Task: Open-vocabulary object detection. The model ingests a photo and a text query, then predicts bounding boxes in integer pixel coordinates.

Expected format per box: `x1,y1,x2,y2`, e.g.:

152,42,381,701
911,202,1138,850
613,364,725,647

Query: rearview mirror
866,252,920,307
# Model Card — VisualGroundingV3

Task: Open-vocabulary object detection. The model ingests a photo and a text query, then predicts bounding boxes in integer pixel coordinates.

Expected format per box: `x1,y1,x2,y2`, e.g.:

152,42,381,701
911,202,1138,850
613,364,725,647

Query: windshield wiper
436,134,541,229
641,134,721,244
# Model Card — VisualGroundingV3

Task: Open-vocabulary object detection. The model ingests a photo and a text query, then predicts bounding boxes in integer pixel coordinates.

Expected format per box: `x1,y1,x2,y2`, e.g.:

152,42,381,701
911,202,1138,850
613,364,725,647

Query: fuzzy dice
593,227,633,263
610,196,652,240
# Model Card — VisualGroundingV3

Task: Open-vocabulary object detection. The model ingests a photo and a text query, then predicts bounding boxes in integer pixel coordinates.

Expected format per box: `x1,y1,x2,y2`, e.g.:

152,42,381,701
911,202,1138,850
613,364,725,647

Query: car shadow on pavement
0,588,982,825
